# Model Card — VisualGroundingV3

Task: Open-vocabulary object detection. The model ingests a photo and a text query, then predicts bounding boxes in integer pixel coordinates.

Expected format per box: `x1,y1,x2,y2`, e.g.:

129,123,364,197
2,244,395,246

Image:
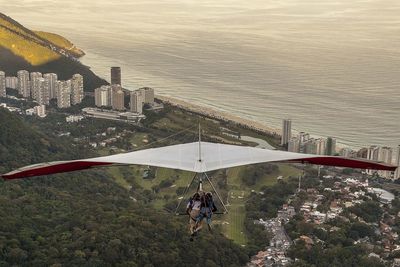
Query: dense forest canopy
0,109,249,266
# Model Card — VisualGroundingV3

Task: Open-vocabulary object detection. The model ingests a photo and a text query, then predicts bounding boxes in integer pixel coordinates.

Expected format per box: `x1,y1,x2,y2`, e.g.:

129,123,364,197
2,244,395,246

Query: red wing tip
1,161,114,180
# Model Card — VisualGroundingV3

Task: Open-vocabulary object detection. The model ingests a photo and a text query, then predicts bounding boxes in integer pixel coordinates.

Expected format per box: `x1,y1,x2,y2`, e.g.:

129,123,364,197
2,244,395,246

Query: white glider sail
2,142,397,180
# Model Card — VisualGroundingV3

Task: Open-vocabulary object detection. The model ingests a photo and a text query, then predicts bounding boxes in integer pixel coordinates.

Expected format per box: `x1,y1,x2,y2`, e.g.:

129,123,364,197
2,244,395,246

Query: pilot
186,192,202,240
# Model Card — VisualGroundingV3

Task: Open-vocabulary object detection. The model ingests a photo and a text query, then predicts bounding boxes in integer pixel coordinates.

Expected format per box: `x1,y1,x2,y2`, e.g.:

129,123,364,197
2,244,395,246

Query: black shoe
190,237,194,242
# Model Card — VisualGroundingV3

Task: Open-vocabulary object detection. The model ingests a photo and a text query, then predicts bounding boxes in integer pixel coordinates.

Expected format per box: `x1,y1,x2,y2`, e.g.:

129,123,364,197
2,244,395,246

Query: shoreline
156,95,281,138
155,95,357,152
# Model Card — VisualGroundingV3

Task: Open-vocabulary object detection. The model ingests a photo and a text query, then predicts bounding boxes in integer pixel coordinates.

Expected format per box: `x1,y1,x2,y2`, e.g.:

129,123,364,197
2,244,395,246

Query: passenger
186,192,201,240
195,192,217,232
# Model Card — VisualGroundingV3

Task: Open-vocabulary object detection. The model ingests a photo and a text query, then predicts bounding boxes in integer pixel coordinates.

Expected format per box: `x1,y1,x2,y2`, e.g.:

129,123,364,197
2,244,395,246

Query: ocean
2,0,399,148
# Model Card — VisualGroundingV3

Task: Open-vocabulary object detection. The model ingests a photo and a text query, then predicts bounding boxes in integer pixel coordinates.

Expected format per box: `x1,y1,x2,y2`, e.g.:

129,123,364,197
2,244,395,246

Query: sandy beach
156,95,281,136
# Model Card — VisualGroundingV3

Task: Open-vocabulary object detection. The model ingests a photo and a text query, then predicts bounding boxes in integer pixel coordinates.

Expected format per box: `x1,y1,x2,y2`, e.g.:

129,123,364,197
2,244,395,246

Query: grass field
108,167,132,190
219,163,301,245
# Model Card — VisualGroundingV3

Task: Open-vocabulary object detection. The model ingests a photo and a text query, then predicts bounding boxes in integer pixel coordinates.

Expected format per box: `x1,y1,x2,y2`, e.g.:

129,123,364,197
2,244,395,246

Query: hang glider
1,141,397,180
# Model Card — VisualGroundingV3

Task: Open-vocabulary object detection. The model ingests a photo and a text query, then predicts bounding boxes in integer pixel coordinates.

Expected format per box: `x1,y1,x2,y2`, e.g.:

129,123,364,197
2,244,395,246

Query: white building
326,137,336,156
316,138,326,155
34,78,49,105
57,80,71,108
367,145,382,176
66,115,84,123
142,87,155,104
393,146,400,179
34,105,46,118
304,138,317,154
340,147,354,158
378,147,393,178
288,137,300,153
5,76,18,90
130,89,145,114
25,108,35,116
281,119,292,146
367,145,398,179
0,71,5,97
43,73,58,100
95,85,111,107
112,89,125,111
71,74,84,105
17,70,30,97
111,84,124,110
30,72,43,101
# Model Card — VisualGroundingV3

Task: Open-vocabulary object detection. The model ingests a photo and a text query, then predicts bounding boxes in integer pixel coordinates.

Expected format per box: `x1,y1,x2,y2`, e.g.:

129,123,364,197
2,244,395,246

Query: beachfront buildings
288,133,336,156
0,71,5,98
367,145,400,179
94,84,155,114
94,84,125,110
281,119,292,146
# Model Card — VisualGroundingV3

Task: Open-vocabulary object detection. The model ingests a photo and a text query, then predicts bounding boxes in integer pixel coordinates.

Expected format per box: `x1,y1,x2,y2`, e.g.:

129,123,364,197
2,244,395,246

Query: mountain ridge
0,12,107,91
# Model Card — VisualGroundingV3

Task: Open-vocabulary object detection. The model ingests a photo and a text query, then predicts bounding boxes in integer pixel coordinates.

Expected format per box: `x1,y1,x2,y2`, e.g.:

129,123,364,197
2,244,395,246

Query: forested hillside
0,109,249,266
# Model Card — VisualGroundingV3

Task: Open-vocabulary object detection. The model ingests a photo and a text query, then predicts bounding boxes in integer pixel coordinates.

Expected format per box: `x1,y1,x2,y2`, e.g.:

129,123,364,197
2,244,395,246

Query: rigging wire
131,125,197,152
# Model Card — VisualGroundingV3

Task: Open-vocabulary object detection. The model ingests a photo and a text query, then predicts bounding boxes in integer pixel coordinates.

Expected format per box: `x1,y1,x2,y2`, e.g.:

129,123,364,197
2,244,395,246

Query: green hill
34,31,85,58
0,12,107,91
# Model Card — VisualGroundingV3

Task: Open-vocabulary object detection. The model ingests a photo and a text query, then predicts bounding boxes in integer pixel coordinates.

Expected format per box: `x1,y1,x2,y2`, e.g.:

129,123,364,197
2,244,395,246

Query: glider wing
2,142,397,180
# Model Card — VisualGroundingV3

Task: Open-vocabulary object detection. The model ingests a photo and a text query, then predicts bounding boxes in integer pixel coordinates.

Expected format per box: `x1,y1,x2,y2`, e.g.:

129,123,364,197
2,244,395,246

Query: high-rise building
0,71,5,98
43,73,58,100
130,90,145,114
71,74,84,105
304,138,317,154
95,86,111,107
367,145,381,176
5,77,18,89
299,132,310,143
316,138,326,155
367,145,380,161
56,80,71,108
111,67,121,86
378,147,393,179
288,137,300,153
393,146,400,179
112,89,125,111
325,137,336,156
340,148,354,158
365,145,399,179
17,70,30,97
142,87,155,104
30,72,43,101
281,119,292,146
35,78,49,105
110,84,122,107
